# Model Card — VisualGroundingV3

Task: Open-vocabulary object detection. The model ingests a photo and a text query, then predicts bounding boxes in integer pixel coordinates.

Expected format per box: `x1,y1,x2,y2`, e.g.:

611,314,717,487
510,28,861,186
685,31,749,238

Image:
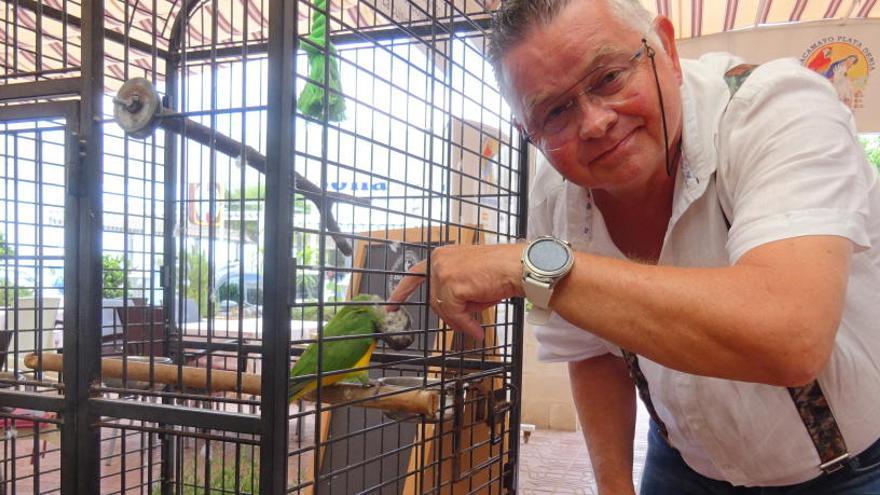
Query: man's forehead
524,45,622,111
498,0,639,115
510,44,624,115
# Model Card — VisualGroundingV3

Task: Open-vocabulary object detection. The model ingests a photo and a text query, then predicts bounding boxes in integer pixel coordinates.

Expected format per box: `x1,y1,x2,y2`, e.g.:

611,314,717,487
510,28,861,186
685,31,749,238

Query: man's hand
388,243,525,338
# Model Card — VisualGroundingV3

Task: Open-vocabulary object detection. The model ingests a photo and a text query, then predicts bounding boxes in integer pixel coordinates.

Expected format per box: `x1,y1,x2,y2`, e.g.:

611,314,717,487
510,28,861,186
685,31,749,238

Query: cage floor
1,404,317,494
517,402,650,495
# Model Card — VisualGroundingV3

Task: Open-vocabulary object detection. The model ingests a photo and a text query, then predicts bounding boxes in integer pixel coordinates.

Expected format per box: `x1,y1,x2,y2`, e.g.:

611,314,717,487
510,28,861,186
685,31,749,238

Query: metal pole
260,0,297,491
62,0,104,492
505,136,531,493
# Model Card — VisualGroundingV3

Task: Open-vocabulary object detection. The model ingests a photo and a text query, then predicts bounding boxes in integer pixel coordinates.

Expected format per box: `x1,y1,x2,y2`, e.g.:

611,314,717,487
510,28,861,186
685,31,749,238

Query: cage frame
0,0,531,493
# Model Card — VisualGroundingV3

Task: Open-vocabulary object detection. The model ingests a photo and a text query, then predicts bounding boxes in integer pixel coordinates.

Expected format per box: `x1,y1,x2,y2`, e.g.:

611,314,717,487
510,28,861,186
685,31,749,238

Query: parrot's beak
380,307,414,350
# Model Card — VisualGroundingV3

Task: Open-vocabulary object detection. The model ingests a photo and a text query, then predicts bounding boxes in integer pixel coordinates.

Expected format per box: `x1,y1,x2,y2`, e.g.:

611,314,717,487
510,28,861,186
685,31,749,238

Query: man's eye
544,106,566,124
592,69,625,94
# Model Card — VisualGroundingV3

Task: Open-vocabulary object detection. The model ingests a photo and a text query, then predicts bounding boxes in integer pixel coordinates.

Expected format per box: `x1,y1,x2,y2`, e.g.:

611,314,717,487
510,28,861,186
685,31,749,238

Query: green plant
185,249,212,318
0,278,32,307
0,233,12,257
860,135,880,171
226,184,267,243
151,450,260,495
102,254,126,298
298,303,338,322
216,279,240,304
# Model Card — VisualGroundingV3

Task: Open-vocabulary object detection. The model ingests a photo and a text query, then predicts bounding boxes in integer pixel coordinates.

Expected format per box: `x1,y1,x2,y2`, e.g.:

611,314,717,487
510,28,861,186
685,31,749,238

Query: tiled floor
518,401,651,495
4,402,649,494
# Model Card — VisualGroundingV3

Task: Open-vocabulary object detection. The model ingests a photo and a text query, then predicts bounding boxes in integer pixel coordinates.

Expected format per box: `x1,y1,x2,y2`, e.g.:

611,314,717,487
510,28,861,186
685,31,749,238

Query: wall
520,321,579,431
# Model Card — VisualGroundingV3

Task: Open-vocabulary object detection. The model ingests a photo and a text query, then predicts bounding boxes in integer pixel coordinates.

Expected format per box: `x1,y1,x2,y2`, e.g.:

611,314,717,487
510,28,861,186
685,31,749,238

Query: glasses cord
644,38,675,177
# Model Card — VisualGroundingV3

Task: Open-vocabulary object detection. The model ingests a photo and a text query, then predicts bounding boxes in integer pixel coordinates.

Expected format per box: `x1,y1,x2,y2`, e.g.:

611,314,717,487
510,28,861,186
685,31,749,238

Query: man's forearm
569,354,637,495
552,236,850,386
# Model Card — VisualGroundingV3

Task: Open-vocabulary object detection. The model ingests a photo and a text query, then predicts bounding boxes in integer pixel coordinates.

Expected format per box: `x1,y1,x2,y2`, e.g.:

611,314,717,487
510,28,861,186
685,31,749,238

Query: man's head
489,0,684,196
488,0,659,88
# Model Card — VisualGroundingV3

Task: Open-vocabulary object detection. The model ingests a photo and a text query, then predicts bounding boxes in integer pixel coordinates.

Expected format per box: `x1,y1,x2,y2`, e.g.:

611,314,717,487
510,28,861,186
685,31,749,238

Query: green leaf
859,134,880,171
102,254,126,299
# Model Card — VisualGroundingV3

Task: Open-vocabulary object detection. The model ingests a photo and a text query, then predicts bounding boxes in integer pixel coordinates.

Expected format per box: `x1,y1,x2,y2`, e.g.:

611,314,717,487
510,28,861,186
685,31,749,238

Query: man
389,0,880,493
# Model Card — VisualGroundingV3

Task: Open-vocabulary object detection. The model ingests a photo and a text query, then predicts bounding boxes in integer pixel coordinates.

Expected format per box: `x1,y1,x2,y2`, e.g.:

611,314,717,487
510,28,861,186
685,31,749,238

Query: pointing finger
387,260,427,311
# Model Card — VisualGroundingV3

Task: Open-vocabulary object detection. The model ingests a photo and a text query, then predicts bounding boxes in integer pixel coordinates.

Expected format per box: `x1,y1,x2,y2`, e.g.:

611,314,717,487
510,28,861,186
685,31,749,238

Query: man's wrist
596,479,636,495
598,487,636,495
506,243,527,297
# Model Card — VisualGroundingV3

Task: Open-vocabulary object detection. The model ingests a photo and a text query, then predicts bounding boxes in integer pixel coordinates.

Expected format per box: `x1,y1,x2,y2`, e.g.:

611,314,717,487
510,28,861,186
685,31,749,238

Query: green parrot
289,294,394,402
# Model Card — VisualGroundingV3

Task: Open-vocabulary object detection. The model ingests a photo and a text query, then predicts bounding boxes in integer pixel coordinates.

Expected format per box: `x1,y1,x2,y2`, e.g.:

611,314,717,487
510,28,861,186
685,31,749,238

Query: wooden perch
24,353,441,417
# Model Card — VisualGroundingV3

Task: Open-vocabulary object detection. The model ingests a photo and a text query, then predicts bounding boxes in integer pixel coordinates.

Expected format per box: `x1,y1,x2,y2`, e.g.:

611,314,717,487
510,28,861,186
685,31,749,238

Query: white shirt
529,52,880,487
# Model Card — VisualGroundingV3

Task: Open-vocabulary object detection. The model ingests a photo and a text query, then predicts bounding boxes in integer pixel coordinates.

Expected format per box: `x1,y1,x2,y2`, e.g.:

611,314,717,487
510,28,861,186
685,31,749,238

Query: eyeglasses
521,42,654,150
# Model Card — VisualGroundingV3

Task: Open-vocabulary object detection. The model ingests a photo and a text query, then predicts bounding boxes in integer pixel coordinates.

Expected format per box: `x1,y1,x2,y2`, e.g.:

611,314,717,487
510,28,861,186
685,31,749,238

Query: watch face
528,239,569,272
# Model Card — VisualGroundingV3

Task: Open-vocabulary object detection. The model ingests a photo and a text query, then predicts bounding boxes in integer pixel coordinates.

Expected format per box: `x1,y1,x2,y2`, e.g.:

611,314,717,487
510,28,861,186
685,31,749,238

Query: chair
0,369,59,466
0,408,59,466
101,297,147,337
2,297,60,374
106,305,167,359
101,305,184,465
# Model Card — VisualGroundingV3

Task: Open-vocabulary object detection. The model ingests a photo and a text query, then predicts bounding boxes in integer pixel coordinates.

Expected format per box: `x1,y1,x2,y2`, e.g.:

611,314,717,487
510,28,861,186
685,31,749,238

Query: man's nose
575,95,616,140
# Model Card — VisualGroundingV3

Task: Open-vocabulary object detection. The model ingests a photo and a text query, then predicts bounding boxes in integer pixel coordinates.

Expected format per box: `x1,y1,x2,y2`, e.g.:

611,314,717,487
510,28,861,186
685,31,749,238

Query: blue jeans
640,422,880,495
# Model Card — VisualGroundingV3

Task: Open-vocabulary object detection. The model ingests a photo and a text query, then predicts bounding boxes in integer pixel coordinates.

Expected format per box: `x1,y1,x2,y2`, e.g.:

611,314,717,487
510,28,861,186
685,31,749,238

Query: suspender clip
819,452,851,474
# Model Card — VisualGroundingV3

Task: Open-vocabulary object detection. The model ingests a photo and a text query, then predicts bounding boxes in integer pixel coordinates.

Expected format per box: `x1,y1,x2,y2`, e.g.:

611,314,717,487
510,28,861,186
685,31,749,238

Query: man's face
500,0,683,195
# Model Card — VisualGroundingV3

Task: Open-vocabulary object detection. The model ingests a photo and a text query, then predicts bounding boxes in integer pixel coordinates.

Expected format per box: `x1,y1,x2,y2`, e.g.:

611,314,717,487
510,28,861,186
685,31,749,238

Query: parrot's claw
340,371,372,388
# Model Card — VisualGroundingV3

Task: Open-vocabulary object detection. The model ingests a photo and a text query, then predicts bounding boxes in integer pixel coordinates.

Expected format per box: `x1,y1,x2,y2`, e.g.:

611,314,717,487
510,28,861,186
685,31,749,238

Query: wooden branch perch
24,353,441,417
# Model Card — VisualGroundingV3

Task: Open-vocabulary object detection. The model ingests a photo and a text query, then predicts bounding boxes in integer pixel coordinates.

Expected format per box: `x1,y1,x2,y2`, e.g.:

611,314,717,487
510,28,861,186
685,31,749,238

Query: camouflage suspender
621,63,850,473
620,348,669,441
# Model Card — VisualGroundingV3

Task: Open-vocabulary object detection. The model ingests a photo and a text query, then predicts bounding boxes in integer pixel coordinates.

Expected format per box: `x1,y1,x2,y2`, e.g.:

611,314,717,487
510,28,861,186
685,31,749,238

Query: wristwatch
521,236,574,325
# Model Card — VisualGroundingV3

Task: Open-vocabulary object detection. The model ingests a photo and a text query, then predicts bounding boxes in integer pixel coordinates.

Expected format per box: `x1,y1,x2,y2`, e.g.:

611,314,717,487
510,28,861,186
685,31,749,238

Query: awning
637,0,879,39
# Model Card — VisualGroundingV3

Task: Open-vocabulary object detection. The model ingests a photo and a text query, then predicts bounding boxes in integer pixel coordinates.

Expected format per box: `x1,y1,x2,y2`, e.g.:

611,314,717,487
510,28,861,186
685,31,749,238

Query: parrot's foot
339,371,373,388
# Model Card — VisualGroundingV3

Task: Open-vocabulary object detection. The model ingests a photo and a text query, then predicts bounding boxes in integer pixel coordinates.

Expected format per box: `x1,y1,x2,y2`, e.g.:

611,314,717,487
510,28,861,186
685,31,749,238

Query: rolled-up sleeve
718,60,874,263
532,313,615,362
527,160,612,362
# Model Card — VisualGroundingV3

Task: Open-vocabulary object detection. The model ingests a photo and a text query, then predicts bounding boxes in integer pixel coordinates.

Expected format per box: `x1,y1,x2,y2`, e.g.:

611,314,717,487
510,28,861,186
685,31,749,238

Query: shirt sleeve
717,59,875,263
527,157,612,362
532,313,617,362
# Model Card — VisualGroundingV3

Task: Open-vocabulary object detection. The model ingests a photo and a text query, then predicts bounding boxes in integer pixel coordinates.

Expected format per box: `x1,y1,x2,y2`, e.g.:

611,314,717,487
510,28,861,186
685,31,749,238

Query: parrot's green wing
288,303,383,401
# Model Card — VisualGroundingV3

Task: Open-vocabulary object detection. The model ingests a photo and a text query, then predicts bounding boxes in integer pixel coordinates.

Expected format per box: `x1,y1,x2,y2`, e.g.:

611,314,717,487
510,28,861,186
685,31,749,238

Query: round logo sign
802,38,875,110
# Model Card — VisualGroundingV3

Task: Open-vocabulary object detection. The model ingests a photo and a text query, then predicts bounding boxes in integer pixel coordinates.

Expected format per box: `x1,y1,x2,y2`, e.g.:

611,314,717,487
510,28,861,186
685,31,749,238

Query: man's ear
652,16,683,84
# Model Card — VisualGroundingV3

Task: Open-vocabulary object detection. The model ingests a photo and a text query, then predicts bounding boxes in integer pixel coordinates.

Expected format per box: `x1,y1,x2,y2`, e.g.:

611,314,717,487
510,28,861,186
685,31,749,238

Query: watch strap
527,306,552,325
522,274,553,308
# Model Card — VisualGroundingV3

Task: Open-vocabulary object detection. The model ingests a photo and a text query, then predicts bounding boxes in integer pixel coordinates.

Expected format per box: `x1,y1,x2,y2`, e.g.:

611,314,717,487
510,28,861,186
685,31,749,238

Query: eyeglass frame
519,40,654,146
517,38,676,177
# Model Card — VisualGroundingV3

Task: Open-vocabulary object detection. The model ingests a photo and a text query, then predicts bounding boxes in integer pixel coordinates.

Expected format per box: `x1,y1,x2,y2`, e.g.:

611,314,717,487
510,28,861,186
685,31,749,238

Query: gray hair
487,0,660,88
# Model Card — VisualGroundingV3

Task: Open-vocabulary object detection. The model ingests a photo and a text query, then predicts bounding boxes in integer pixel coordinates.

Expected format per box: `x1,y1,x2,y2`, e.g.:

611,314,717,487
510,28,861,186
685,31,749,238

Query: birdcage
0,0,528,493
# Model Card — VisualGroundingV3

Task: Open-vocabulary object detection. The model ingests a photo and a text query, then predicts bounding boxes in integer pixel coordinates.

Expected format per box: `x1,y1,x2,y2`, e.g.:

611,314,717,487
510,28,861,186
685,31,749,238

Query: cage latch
451,378,467,481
